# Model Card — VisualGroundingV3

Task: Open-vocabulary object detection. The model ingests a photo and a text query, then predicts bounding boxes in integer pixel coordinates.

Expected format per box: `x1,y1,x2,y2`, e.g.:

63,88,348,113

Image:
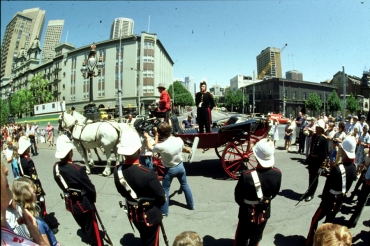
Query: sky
1,0,369,88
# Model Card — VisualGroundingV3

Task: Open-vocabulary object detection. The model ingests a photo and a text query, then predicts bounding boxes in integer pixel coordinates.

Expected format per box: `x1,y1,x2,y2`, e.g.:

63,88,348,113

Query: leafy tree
0,100,10,125
11,89,33,118
346,93,359,114
224,90,237,109
326,90,342,115
305,92,322,114
29,72,54,105
234,90,244,111
168,81,194,107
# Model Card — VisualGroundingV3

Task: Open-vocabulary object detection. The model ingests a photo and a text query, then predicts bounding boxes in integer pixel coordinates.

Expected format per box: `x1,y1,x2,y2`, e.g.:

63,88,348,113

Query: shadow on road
203,235,234,246
120,233,142,245
185,159,236,180
290,157,307,165
274,233,306,246
278,189,302,201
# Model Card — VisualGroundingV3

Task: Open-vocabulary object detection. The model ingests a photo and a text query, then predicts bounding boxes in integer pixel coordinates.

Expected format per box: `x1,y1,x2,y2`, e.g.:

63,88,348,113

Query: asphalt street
7,113,369,246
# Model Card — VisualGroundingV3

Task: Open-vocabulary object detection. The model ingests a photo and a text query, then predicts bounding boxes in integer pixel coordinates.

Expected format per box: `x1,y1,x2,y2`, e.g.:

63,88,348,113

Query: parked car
269,114,290,124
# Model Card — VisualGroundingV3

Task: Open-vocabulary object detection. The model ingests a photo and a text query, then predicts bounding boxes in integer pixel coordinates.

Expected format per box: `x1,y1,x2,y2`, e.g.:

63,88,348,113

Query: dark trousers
306,156,323,197
305,198,343,246
348,183,370,227
72,210,103,246
197,107,211,133
234,219,267,246
30,136,38,154
133,222,160,246
298,130,306,153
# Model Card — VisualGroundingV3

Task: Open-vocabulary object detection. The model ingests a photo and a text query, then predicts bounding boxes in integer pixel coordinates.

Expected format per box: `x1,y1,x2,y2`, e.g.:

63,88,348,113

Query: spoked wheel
221,140,258,179
152,153,165,181
215,143,227,159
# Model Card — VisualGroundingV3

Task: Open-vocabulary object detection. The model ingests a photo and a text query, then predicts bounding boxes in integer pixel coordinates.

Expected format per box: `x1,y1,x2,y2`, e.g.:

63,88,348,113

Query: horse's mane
71,111,87,124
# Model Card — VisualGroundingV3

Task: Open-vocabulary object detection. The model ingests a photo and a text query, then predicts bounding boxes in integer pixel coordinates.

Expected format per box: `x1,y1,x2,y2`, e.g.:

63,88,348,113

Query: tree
326,90,342,115
305,92,322,114
29,72,54,105
224,90,237,110
11,89,33,118
0,99,10,125
168,81,194,107
346,93,359,114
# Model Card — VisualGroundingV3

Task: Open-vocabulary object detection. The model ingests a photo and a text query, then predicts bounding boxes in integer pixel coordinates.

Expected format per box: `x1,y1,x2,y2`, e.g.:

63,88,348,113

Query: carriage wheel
215,143,227,159
152,153,165,181
221,139,258,179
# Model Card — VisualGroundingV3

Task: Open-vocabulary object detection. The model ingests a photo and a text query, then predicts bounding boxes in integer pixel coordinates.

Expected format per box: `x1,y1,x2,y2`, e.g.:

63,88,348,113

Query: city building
1,8,45,81
286,70,303,81
256,47,283,79
111,17,134,39
209,84,224,97
41,20,64,63
184,76,195,97
230,75,254,92
1,32,174,114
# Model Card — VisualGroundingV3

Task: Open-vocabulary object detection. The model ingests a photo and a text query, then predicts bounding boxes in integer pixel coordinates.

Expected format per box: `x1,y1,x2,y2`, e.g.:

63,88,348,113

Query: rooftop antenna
148,15,150,33
65,31,68,43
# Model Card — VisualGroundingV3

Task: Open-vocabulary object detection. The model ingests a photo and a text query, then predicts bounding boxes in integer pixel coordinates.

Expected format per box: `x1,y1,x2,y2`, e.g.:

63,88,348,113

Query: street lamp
131,67,142,115
7,82,14,123
80,43,104,121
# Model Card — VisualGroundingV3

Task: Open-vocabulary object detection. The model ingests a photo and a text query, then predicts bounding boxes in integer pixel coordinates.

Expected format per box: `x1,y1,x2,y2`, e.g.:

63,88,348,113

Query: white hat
252,138,275,168
117,129,141,155
340,136,356,159
18,136,31,154
316,119,325,130
55,135,75,158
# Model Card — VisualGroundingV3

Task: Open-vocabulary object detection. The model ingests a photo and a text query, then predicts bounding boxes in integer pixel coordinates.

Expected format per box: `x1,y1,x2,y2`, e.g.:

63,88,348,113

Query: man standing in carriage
234,138,282,246
195,81,215,133
157,83,171,123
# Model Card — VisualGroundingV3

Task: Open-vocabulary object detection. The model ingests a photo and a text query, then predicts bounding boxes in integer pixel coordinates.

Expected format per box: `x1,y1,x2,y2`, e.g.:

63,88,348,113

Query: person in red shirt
157,83,171,123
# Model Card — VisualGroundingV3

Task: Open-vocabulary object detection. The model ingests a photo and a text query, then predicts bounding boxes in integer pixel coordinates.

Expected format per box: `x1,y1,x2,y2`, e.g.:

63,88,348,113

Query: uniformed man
53,135,103,246
305,136,357,246
303,119,328,202
114,129,166,246
234,138,282,246
18,136,46,216
195,81,215,133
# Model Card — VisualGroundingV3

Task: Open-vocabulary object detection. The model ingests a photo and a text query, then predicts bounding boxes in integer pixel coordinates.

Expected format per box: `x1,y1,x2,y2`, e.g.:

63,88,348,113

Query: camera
134,117,162,136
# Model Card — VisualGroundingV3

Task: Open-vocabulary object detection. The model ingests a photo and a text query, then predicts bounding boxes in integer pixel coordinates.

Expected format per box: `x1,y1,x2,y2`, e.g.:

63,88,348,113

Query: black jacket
20,154,45,197
195,92,215,110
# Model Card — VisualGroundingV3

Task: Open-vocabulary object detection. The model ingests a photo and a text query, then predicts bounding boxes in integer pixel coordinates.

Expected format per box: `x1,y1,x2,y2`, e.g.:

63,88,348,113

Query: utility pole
242,88,244,114
253,71,256,115
283,80,286,117
324,91,326,116
117,29,123,123
342,66,346,119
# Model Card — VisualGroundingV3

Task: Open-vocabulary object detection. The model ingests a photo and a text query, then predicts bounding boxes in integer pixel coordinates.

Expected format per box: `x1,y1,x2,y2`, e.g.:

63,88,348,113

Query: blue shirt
182,119,194,128
36,217,58,246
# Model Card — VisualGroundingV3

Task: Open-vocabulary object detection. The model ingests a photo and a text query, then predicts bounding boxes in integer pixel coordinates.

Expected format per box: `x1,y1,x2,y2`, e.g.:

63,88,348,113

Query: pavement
6,120,370,246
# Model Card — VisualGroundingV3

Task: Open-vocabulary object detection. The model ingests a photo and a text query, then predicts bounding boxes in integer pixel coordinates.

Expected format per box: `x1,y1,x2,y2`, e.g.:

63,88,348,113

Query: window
292,91,297,99
302,92,307,100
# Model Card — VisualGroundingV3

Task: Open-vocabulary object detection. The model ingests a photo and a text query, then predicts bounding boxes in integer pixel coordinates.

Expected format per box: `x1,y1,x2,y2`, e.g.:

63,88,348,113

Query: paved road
7,119,369,246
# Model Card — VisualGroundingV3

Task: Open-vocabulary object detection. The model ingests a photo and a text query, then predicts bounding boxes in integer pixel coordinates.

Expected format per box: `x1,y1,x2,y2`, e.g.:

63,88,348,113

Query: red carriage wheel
221,139,258,179
215,143,227,159
152,153,165,181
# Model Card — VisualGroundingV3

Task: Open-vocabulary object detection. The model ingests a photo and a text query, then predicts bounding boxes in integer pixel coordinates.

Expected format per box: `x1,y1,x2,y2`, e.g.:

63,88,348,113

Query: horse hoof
102,171,111,176
86,170,91,175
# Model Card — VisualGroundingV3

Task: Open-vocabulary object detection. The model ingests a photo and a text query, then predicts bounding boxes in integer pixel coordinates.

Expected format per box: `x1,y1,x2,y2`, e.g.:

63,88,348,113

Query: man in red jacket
157,83,171,123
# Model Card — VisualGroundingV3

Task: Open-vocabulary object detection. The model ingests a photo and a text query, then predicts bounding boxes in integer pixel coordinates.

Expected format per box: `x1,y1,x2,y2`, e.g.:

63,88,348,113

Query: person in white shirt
345,115,353,134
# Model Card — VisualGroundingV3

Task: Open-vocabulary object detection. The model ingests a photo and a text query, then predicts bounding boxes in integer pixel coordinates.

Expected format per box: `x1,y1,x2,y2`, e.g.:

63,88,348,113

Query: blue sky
1,0,369,88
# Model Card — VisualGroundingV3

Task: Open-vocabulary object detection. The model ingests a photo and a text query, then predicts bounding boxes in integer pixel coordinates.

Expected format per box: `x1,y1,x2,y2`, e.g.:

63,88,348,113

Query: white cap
252,138,275,168
55,135,75,158
18,136,31,154
316,119,325,130
117,129,141,155
340,136,356,159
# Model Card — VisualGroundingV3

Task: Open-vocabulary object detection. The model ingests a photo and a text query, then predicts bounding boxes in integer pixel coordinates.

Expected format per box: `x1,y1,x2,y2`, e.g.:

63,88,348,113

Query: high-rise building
286,70,303,81
41,20,64,63
1,8,45,79
111,18,134,39
256,47,283,79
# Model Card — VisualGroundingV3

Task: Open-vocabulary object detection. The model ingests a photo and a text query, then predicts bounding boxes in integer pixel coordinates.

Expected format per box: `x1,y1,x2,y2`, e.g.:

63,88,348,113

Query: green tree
29,72,54,105
305,92,322,114
11,89,33,118
327,90,342,115
225,90,237,109
346,93,359,114
168,81,194,107
235,90,244,111
0,99,10,125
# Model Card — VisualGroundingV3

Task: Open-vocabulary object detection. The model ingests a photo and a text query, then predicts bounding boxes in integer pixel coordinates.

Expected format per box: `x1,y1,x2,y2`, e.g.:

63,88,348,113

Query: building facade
1,8,45,81
230,75,253,92
256,47,283,79
184,76,195,97
1,32,174,114
110,18,134,39
286,70,303,81
41,20,64,63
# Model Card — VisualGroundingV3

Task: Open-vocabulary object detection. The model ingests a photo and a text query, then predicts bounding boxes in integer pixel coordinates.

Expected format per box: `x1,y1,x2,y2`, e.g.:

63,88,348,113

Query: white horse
59,112,120,176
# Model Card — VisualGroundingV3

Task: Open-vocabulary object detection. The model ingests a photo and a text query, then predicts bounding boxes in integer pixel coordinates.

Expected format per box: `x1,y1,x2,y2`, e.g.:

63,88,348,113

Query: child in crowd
284,120,293,151
11,144,20,179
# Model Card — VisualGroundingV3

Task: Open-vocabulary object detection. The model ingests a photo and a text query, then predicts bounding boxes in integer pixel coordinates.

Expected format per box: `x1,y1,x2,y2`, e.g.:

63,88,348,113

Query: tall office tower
110,18,134,38
286,70,303,81
185,76,194,96
41,20,64,63
256,47,283,79
1,8,45,78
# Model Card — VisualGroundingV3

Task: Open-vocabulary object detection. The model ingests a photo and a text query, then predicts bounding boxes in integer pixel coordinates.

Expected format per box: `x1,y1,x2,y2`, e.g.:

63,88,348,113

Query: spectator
3,137,13,165
139,129,157,169
40,128,46,143
298,115,308,154
182,114,195,129
32,122,39,151
11,144,21,179
46,122,55,147
355,124,370,177
284,120,293,151
345,115,353,134
313,223,352,246
173,231,203,246
305,117,317,158
271,118,279,148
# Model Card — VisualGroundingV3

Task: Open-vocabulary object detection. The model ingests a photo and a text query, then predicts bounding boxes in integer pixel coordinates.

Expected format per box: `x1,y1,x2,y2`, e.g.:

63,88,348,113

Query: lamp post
7,82,14,123
131,68,142,115
117,31,123,123
80,43,104,121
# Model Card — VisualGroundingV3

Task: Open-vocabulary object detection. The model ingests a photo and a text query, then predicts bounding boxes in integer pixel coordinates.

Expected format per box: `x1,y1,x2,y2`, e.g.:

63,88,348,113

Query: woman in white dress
272,118,279,148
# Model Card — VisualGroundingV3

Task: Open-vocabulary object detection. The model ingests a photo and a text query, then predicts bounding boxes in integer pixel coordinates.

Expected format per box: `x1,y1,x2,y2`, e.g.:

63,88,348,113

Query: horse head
59,111,77,130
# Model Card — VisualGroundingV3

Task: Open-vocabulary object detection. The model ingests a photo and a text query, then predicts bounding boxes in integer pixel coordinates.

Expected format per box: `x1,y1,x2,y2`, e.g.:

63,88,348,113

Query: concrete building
209,84,224,97
41,20,64,63
286,70,303,81
185,76,195,97
1,8,45,81
230,75,254,92
111,18,134,39
256,47,283,79
1,32,174,113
